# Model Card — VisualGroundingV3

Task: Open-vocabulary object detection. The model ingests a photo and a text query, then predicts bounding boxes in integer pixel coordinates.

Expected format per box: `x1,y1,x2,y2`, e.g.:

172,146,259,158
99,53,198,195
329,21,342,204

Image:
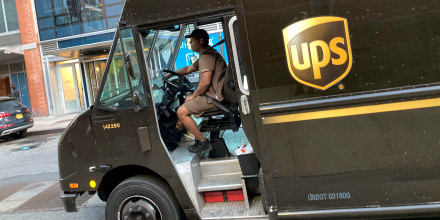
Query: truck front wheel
105,175,182,220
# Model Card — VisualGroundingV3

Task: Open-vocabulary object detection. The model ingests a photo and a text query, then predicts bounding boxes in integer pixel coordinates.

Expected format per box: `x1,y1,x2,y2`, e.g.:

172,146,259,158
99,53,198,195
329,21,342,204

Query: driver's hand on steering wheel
162,72,172,84
164,72,172,79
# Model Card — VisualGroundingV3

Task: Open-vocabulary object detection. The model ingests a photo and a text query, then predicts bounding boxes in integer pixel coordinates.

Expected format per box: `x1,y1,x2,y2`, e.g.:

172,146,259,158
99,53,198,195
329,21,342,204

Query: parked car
0,97,33,138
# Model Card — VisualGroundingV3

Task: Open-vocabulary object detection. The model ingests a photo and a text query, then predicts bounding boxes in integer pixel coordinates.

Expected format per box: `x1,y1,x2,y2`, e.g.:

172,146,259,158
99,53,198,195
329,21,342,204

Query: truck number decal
308,192,351,201
103,123,121,130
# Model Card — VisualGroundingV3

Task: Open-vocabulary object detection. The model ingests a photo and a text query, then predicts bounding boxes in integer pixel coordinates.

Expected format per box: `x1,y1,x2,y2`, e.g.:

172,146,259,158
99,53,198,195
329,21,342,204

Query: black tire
105,175,182,220
10,129,26,138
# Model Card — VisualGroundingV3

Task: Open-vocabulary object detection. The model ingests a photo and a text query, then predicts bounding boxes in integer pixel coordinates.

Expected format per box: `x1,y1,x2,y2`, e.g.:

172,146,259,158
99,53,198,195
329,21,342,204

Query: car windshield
0,100,22,110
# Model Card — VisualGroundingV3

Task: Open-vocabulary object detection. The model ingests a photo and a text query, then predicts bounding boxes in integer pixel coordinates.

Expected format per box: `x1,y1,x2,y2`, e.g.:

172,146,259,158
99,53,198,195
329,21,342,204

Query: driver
167,29,227,153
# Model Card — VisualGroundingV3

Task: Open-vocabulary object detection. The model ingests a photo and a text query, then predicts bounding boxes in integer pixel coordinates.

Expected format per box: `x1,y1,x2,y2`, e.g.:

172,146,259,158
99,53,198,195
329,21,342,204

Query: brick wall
15,0,49,116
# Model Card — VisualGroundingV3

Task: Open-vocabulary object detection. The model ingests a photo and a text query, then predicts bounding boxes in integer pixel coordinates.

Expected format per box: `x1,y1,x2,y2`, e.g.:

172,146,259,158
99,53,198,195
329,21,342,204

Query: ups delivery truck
58,0,440,219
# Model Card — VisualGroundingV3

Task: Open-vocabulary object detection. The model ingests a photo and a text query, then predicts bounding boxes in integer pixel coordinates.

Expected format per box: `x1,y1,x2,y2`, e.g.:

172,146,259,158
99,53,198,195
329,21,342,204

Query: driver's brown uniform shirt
183,46,227,118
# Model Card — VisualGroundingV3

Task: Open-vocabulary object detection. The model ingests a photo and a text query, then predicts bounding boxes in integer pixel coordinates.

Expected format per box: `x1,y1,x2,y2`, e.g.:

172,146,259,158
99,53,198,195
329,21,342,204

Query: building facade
0,0,124,116
0,0,30,110
36,0,125,116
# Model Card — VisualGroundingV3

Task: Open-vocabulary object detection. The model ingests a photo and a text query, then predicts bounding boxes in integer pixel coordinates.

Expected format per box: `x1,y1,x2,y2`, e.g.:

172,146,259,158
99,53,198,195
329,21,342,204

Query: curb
26,129,65,137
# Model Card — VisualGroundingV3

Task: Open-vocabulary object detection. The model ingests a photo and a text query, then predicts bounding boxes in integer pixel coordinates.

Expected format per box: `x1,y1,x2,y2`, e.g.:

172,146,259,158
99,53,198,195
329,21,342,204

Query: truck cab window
97,28,148,110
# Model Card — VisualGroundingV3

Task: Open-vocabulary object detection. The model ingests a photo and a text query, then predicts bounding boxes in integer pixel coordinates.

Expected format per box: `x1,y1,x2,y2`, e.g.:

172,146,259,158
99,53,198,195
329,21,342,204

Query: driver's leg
177,100,213,153
176,120,184,132
177,106,204,140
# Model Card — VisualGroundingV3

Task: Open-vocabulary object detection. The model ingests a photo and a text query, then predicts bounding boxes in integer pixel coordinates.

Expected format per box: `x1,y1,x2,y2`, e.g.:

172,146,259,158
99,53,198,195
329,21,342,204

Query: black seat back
222,64,237,105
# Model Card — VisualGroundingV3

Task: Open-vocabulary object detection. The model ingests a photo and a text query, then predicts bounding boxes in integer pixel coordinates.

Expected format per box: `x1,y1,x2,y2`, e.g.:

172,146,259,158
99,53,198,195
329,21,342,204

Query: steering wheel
160,70,194,92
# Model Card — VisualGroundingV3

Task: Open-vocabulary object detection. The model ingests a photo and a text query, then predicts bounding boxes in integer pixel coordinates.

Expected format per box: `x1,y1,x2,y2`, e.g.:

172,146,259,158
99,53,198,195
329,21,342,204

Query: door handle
240,95,250,115
92,115,118,123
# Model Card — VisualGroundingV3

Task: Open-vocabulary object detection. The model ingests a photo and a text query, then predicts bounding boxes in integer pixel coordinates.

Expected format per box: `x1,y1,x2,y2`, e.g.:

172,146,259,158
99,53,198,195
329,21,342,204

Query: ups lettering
290,37,347,80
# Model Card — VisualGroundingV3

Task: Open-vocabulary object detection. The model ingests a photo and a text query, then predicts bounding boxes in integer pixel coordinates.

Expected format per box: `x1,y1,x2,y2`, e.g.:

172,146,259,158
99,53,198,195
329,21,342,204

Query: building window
40,29,56,41
4,0,19,31
35,0,53,18
38,17,54,29
0,2,5,33
0,0,20,33
35,0,125,41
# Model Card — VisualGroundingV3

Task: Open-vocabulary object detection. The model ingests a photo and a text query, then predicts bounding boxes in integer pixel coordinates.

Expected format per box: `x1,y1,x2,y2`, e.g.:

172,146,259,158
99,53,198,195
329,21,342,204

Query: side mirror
132,91,142,112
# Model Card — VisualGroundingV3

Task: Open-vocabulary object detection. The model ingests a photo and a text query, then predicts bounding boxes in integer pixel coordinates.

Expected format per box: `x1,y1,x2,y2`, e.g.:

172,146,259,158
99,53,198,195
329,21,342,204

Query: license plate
16,114,23,119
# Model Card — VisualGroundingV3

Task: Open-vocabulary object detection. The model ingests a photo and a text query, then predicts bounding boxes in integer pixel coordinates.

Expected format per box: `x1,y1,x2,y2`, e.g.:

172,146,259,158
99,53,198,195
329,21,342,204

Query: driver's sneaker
188,139,213,153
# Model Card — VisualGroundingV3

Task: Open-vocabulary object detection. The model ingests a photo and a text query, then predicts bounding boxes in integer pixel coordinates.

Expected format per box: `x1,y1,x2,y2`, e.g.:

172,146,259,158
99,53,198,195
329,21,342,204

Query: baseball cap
185,29,209,43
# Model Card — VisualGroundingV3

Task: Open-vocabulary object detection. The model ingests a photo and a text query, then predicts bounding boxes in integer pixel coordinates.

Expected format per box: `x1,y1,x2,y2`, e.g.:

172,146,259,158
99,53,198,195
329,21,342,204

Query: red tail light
0,112,11,118
25,108,30,113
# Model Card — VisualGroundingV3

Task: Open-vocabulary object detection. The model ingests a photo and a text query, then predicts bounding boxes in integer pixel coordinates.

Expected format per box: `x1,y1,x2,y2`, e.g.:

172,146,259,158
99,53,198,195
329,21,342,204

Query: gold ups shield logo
283,16,352,90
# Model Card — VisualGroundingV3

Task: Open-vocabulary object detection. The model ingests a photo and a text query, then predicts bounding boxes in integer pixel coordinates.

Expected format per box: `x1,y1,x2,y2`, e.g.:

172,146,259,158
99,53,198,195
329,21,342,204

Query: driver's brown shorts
183,96,219,118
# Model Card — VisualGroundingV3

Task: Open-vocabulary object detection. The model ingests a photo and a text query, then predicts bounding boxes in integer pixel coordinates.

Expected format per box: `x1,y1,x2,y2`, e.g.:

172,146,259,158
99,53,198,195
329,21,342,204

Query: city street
0,132,105,220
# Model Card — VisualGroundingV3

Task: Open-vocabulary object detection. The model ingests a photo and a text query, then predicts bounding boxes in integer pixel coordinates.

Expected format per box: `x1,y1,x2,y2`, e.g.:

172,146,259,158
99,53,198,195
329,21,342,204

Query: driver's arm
175,65,197,76
164,65,197,79
190,70,212,98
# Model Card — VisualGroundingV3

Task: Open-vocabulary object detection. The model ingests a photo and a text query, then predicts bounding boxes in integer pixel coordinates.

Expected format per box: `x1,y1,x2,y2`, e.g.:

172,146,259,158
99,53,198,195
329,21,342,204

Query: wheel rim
118,195,162,220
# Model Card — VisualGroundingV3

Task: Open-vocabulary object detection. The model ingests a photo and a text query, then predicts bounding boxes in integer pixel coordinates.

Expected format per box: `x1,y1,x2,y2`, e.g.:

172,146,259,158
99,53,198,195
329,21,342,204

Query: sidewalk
27,113,79,136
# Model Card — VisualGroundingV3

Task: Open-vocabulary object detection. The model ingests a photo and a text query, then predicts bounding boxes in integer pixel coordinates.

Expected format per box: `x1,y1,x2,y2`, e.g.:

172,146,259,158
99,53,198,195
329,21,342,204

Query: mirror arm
132,91,142,112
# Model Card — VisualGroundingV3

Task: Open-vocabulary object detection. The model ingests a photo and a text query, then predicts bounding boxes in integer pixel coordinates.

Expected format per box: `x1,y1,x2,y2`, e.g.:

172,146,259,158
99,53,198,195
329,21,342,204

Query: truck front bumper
61,192,78,212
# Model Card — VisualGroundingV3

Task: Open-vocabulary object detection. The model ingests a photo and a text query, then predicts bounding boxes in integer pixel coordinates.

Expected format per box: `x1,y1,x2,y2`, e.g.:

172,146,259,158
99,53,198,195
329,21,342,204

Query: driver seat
198,64,241,158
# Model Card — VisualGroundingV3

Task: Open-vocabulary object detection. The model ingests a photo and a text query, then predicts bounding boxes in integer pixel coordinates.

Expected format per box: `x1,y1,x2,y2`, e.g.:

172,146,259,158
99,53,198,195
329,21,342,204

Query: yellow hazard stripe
262,98,440,124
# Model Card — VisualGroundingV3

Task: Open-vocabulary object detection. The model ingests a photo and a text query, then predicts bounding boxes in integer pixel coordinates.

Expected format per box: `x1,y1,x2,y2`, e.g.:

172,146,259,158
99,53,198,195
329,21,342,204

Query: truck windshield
143,26,182,105
147,28,181,82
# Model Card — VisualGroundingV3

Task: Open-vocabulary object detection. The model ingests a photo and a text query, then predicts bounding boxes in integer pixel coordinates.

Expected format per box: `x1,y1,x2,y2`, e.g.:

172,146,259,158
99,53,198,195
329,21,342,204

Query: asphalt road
0,133,105,220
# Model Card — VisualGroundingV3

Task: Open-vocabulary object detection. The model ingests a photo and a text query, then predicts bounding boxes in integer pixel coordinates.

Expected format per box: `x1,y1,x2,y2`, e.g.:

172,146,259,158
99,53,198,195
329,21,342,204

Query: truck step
200,196,267,219
199,157,241,176
197,172,242,192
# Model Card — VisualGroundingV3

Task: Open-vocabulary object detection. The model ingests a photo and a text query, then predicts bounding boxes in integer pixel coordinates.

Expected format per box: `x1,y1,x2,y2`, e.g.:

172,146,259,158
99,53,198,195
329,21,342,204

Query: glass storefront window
4,0,19,31
75,63,85,110
59,65,81,112
85,60,105,102
86,63,97,101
